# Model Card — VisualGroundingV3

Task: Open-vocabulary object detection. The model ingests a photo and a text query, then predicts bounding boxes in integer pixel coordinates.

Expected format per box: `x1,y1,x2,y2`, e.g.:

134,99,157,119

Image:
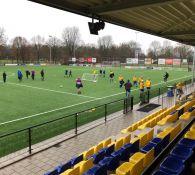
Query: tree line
0,26,194,64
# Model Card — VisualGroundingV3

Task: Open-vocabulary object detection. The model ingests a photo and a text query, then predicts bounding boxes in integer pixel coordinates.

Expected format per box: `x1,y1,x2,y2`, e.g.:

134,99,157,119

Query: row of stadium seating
153,123,195,175
44,96,195,175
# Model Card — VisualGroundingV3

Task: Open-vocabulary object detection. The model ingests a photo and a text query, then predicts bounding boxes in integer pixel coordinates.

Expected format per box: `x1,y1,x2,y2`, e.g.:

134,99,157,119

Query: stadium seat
74,158,94,175
98,155,120,171
184,130,195,140
61,166,80,175
94,143,103,153
57,161,72,174
138,132,148,147
83,165,107,175
116,162,136,175
115,138,124,151
159,156,185,174
83,147,95,160
91,149,106,164
170,145,193,167
100,138,112,148
122,133,131,145
70,154,83,166
152,170,170,175
44,169,58,175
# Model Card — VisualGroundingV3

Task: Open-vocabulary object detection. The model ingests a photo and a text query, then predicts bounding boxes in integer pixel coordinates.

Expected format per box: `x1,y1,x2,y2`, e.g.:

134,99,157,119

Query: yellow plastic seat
147,129,154,142
157,118,168,126
157,130,170,139
132,123,138,131
116,162,136,175
129,153,145,175
115,138,124,151
149,119,156,127
74,158,93,175
100,138,111,148
61,167,80,175
121,126,132,134
138,133,148,147
123,134,131,145
94,142,103,153
184,131,195,140
142,148,154,167
83,147,94,160
138,123,148,130
179,112,192,121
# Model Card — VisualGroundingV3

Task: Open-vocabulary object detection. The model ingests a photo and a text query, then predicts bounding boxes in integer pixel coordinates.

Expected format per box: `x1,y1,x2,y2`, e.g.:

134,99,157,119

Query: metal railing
0,78,193,159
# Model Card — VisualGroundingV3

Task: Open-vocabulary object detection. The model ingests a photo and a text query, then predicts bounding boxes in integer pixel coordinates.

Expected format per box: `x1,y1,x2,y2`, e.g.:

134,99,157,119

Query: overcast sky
0,0,178,53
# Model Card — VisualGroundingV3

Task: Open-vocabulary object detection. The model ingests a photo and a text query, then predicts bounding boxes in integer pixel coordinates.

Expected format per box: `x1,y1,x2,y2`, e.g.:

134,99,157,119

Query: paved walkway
0,84,194,175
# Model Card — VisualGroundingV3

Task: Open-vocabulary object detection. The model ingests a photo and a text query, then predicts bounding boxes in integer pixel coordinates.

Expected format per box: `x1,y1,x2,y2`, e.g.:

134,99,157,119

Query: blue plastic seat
150,137,162,144
98,155,120,171
83,165,107,175
178,138,195,149
100,144,115,156
170,145,193,167
160,156,185,174
111,147,130,161
70,154,83,166
44,169,58,175
141,141,162,157
57,161,72,174
152,170,170,175
122,139,139,153
92,150,106,164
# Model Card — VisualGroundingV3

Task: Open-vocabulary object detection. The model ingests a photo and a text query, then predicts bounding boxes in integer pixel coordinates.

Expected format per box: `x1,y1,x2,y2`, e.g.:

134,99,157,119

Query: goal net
81,73,98,82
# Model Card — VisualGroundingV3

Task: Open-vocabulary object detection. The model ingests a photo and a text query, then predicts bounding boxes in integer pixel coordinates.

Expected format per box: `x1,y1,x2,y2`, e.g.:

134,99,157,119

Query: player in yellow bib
118,75,124,88
145,79,151,91
133,76,138,87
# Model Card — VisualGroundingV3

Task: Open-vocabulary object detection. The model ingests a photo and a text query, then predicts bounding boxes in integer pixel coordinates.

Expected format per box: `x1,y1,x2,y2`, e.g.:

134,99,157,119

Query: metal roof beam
90,0,185,14
163,30,195,36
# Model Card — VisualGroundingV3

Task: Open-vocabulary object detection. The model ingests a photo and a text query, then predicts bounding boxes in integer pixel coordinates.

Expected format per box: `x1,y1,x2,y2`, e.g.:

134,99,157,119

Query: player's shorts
76,84,82,89
140,89,144,92
147,87,151,90
126,89,130,93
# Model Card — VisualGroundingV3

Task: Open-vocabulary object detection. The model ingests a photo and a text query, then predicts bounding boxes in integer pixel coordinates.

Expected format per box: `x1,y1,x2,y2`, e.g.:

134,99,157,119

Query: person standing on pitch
40,69,44,81
64,69,68,77
31,70,35,80
25,70,30,79
164,72,169,82
17,70,23,82
118,75,125,88
103,69,106,77
2,71,7,83
145,79,151,91
124,80,132,97
76,77,83,94
69,70,72,77
109,70,114,83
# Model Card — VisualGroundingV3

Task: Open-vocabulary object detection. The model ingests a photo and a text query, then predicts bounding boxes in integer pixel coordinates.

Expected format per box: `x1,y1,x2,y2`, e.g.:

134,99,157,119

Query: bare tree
161,40,173,57
47,36,62,63
31,35,45,63
62,26,81,58
97,35,113,57
12,36,28,63
149,41,161,59
0,27,7,46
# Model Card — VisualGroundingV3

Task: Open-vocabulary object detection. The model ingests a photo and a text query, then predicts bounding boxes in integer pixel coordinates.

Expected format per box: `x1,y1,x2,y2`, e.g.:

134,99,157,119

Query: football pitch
0,65,192,136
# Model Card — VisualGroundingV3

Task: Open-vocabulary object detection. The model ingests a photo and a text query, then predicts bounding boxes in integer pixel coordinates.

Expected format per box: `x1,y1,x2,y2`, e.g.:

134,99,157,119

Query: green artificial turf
0,65,192,157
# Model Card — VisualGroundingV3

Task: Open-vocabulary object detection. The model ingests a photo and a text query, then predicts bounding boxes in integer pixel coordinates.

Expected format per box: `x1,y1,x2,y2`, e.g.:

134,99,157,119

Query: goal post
81,73,98,82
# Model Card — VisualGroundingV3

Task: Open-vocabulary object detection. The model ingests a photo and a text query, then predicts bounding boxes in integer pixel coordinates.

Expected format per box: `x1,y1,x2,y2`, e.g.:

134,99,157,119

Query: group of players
2,69,45,83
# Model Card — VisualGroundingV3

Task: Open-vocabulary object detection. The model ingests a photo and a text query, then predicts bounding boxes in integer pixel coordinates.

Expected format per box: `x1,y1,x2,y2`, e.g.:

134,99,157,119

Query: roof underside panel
29,0,195,46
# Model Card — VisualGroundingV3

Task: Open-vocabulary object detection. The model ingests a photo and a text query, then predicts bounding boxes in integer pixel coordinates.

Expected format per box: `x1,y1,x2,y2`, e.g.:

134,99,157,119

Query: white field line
1,81,97,100
0,75,192,126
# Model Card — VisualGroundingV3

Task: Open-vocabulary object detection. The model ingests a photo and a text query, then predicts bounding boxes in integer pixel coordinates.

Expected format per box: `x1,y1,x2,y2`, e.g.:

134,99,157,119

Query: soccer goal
82,73,98,82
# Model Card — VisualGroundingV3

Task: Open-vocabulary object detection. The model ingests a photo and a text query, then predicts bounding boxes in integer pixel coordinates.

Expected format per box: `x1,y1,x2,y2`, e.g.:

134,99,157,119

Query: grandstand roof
30,0,195,46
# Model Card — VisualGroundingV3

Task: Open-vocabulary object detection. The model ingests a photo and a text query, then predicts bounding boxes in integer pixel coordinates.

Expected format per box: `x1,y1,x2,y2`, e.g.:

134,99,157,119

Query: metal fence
0,78,193,159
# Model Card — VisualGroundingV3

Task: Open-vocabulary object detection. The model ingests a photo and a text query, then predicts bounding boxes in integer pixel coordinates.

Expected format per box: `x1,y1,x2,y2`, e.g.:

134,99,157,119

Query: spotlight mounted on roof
88,17,105,35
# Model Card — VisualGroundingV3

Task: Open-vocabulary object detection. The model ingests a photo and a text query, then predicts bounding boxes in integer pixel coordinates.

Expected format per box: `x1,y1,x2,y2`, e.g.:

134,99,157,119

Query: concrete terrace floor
0,85,194,175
